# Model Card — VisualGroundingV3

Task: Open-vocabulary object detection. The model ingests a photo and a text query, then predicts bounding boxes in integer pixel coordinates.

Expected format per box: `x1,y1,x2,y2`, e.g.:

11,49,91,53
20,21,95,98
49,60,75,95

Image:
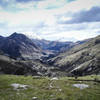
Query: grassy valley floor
0,75,100,100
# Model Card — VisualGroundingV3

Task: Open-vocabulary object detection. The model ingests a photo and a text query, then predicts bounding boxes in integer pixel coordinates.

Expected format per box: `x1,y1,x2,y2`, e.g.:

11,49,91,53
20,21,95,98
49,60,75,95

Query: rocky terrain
49,35,100,76
0,32,43,60
0,33,100,76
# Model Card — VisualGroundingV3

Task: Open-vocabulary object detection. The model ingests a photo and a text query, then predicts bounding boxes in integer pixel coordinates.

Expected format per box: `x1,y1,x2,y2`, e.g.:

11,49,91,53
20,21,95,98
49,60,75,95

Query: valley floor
0,75,100,100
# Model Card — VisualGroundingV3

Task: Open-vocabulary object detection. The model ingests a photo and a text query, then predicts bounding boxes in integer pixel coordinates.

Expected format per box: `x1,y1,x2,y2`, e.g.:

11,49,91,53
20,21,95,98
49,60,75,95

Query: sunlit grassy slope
0,75,100,100
50,35,100,75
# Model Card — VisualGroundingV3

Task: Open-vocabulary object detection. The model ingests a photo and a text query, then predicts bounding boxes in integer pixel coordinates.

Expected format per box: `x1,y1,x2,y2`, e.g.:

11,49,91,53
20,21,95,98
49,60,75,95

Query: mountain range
0,32,100,76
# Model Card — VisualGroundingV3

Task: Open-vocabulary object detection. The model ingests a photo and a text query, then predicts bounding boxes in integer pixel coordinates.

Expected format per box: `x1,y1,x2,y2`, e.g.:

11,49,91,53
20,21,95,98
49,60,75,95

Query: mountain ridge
0,33,100,76
49,35,100,76
0,32,43,60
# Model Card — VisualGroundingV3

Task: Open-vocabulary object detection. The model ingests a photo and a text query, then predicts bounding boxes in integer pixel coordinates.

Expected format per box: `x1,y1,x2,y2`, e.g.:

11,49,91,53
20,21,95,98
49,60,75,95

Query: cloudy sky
0,0,100,41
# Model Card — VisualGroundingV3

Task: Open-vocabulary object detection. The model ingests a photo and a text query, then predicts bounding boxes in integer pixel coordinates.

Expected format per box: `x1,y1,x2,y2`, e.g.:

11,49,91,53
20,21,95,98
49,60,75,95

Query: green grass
0,75,100,100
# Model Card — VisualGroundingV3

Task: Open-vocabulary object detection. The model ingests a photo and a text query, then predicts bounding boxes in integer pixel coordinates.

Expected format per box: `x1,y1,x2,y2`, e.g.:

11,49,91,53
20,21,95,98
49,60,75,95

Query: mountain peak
9,32,27,38
0,32,42,60
10,32,20,36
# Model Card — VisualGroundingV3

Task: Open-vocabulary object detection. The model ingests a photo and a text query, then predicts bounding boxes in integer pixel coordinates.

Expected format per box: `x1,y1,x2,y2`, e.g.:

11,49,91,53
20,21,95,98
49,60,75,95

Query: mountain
32,38,90,62
32,39,50,50
49,35,100,76
0,33,100,76
0,32,43,60
32,39,76,53
32,38,91,54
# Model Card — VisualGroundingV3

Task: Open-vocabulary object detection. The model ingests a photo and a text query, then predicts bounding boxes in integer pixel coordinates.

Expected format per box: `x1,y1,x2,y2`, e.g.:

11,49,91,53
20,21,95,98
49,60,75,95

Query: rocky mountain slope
0,33,100,76
0,54,61,76
32,38,89,61
0,33,43,60
32,39,76,53
49,35,100,76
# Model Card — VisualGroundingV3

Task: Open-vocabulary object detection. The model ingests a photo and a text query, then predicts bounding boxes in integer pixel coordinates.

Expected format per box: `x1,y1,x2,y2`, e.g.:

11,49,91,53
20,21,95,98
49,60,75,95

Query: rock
32,76,41,79
51,77,59,80
59,89,62,92
72,84,89,89
32,97,38,100
11,83,28,90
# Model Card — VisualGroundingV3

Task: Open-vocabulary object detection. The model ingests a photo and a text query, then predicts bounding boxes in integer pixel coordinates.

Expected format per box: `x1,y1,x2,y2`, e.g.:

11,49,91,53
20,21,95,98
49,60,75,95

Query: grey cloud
60,7,100,24
57,23,89,32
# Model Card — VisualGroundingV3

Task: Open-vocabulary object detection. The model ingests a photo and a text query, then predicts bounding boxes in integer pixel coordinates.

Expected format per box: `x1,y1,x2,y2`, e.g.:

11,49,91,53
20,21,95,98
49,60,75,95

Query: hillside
0,33,43,60
0,54,42,75
49,35,100,76
0,54,64,76
0,33,100,76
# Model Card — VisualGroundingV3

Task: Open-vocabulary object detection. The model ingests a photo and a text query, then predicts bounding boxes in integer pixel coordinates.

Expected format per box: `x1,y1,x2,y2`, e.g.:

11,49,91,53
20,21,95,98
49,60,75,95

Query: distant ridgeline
0,33,100,76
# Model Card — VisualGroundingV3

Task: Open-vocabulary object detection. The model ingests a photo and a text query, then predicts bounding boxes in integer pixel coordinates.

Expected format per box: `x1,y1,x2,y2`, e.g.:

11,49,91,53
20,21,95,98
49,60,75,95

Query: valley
0,0,100,99
0,33,100,76
0,33,100,100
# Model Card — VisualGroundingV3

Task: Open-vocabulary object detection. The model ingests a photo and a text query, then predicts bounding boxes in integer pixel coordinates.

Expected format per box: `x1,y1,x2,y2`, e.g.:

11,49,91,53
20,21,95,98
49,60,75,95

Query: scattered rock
11,83,29,90
59,89,62,92
50,94,54,97
32,76,41,79
51,77,58,80
32,97,38,100
72,84,89,89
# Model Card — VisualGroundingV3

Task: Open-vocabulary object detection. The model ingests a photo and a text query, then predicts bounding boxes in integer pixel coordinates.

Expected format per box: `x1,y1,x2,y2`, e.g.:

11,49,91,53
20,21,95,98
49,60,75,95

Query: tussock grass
0,75,100,100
